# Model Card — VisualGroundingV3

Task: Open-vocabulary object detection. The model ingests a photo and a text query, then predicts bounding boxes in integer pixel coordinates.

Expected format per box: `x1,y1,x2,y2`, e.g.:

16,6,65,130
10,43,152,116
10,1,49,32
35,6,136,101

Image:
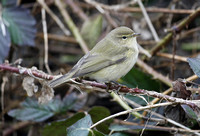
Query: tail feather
49,73,71,88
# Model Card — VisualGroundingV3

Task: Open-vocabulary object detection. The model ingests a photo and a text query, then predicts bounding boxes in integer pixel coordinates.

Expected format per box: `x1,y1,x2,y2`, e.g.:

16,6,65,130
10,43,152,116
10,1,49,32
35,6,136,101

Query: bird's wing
49,53,126,88
72,53,127,77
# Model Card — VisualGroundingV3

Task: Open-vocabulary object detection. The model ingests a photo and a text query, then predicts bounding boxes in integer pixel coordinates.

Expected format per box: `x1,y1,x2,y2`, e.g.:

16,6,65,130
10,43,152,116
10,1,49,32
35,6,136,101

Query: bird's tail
49,73,72,88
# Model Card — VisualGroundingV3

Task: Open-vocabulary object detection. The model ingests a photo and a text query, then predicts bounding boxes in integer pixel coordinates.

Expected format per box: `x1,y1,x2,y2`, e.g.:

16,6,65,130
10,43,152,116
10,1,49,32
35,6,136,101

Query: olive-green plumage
49,26,139,88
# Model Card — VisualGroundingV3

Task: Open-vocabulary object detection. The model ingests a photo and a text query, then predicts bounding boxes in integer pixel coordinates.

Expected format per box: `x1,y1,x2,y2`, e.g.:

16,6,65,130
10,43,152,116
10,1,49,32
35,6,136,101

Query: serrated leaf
2,6,36,46
63,93,86,111
81,15,102,49
187,57,200,78
42,112,85,136
67,114,93,136
0,22,11,63
88,106,112,134
8,98,54,122
8,93,79,122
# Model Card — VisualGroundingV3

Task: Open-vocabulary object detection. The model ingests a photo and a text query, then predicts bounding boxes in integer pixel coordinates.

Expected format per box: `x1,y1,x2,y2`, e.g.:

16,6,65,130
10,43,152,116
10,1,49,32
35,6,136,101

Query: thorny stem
0,64,199,108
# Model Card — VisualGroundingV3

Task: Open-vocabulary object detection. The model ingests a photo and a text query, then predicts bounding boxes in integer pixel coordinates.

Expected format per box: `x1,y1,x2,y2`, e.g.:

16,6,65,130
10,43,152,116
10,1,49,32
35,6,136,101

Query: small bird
49,26,140,88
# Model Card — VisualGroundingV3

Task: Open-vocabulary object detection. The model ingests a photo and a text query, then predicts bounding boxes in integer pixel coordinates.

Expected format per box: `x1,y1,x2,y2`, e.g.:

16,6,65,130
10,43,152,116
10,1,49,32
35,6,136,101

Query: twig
120,7,195,14
91,101,200,136
37,0,70,36
84,0,118,28
171,31,177,80
114,119,200,133
37,33,77,44
0,64,54,80
1,76,8,123
176,26,200,40
156,52,188,62
41,8,52,74
65,0,88,21
3,121,33,136
125,97,195,133
90,102,176,129
77,2,195,14
55,0,89,54
110,92,142,118
136,0,160,41
84,0,137,11
150,8,200,56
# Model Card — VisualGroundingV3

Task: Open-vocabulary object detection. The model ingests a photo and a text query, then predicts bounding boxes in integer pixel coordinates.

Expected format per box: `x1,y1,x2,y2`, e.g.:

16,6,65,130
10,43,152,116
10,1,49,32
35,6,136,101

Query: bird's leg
105,81,122,94
110,81,127,95
105,82,112,93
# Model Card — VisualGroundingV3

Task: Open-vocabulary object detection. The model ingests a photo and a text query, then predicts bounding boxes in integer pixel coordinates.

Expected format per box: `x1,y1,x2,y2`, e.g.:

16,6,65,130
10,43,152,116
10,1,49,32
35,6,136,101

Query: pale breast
88,49,138,82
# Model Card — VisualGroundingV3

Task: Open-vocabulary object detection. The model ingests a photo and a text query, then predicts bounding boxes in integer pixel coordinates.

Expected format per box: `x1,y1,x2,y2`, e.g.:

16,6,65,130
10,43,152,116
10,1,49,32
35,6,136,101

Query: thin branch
90,101,200,136
41,8,52,74
110,92,142,118
90,102,175,129
84,0,118,28
120,7,195,14
37,33,77,44
0,64,199,108
77,1,194,14
1,76,8,123
65,0,88,21
171,32,177,80
156,52,188,62
136,0,160,41
37,0,70,36
55,0,89,54
150,8,200,56
0,64,54,80
3,121,33,136
114,119,200,133
125,97,195,132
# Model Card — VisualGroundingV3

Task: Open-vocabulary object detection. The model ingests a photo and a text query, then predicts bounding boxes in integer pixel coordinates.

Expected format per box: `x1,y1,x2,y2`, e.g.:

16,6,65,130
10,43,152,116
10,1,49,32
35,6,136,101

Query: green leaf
8,93,79,122
42,112,85,136
120,68,161,91
88,106,112,134
67,114,93,136
181,105,198,120
81,15,103,49
8,98,54,122
2,5,36,46
0,22,11,63
124,94,153,106
187,58,200,78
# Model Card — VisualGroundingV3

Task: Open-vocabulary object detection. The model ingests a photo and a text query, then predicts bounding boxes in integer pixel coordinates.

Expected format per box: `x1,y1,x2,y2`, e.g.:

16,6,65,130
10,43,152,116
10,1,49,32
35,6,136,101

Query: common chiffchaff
49,26,140,87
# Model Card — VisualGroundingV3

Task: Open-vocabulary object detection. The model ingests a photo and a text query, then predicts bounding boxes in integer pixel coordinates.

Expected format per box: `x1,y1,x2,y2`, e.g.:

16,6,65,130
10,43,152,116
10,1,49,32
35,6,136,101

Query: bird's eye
122,36,127,40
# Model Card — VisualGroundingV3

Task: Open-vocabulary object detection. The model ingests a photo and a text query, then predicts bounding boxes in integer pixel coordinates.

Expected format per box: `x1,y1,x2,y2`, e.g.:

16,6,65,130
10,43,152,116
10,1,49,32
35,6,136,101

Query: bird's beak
132,33,141,37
